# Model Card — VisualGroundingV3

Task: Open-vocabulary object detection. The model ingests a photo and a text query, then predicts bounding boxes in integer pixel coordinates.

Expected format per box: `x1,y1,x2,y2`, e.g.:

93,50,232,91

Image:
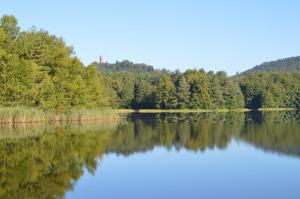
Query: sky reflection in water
0,111,300,199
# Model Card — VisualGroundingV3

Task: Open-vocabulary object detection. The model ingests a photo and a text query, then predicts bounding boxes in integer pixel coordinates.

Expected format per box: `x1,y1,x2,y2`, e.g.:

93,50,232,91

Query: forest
97,60,155,73
1,15,300,112
240,56,300,75
101,68,245,109
0,15,110,112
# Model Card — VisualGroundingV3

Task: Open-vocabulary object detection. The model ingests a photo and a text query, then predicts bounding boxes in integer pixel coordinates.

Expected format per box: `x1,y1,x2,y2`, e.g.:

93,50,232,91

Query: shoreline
0,107,122,125
0,107,297,125
117,108,296,113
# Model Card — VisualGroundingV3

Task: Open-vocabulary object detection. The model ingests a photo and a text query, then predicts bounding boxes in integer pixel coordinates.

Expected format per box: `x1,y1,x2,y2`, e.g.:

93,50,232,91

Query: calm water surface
1,112,300,199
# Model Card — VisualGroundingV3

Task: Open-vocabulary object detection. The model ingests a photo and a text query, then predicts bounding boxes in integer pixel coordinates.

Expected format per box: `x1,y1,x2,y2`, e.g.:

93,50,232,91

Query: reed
0,107,122,125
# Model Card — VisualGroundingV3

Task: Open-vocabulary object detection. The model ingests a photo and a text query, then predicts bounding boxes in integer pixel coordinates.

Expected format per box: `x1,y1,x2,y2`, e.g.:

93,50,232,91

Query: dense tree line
237,72,300,109
97,60,155,73
103,67,300,110
0,15,110,112
1,15,300,111
102,69,245,109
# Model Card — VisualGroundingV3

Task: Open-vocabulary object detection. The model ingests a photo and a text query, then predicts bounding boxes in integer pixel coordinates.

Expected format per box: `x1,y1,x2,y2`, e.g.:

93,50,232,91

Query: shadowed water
0,111,300,199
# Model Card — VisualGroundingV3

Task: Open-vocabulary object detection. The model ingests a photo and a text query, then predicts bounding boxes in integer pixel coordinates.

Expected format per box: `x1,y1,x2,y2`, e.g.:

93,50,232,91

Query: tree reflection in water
0,111,299,199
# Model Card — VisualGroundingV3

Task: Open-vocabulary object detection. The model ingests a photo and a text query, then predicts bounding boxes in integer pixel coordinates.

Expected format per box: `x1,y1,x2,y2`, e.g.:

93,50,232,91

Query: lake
0,111,300,199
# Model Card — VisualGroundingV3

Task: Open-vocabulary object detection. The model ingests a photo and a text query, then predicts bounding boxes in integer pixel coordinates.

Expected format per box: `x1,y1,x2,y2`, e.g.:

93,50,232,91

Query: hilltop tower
99,56,104,64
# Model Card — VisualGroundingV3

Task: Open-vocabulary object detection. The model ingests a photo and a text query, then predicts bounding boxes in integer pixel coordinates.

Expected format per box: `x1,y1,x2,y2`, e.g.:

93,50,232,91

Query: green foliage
84,64,110,107
0,15,20,39
176,76,190,109
0,15,112,112
97,60,155,73
1,15,299,112
105,69,245,110
132,75,155,109
208,72,225,109
184,69,211,109
238,72,300,109
240,56,300,75
153,75,177,109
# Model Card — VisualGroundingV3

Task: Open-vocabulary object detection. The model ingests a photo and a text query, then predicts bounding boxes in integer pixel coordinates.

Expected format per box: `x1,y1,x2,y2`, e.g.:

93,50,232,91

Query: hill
96,60,155,73
240,56,300,75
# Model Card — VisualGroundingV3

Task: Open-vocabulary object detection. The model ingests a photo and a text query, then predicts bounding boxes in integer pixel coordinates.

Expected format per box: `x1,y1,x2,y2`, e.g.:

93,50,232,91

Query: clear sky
1,0,300,74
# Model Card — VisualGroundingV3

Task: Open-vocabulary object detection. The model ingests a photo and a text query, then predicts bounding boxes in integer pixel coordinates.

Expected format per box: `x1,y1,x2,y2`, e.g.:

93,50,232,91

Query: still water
1,112,300,199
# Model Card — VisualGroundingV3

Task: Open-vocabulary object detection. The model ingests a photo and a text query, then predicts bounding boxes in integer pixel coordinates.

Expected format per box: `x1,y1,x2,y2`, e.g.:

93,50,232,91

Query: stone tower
99,56,104,64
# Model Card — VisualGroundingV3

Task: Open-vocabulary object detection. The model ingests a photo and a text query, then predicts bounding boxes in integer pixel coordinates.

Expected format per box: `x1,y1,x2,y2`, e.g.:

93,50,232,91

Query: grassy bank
0,107,296,125
117,108,296,113
117,108,250,113
0,107,121,125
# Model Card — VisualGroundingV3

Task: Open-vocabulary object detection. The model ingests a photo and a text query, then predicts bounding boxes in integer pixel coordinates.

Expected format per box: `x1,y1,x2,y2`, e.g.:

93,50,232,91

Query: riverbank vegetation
0,107,120,124
0,14,300,124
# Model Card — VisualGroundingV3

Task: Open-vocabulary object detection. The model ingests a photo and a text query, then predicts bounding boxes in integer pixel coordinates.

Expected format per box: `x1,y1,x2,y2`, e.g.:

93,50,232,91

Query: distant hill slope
96,60,155,73
240,56,300,75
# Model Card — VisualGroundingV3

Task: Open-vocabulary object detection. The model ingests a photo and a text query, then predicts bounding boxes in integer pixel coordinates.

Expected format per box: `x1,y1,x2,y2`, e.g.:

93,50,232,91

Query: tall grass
0,107,122,125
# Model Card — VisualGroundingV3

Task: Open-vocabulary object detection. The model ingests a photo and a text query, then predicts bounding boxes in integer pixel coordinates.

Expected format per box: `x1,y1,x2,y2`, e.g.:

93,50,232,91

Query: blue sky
1,0,300,74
